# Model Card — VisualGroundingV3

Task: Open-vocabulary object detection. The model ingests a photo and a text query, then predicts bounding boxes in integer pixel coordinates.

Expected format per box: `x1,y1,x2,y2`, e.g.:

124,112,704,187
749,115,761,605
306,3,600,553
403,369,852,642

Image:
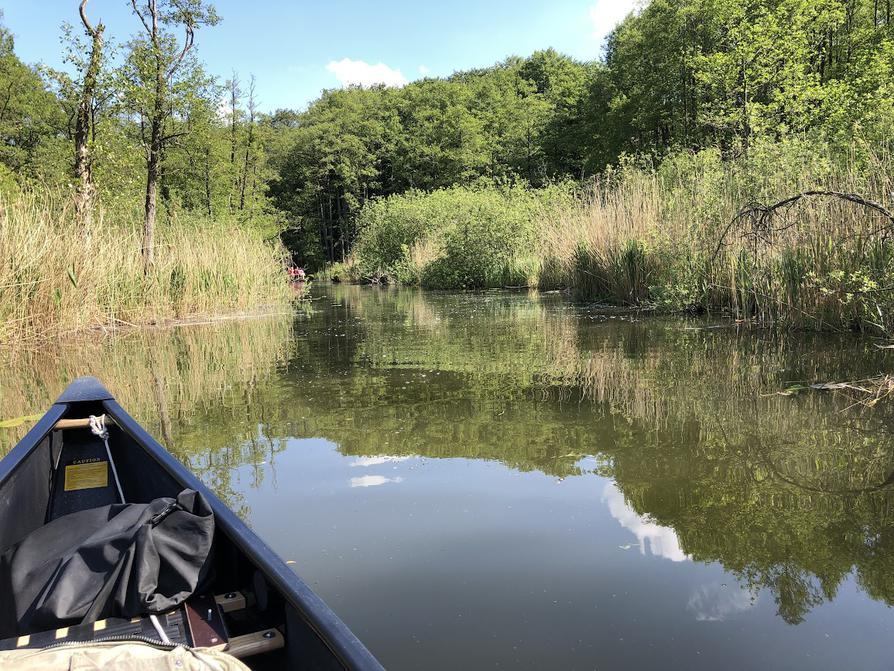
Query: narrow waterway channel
3,283,894,670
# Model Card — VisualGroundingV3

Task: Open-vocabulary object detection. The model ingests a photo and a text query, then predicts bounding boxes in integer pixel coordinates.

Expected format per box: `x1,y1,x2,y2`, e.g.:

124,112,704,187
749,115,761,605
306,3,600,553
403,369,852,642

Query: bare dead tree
74,0,104,224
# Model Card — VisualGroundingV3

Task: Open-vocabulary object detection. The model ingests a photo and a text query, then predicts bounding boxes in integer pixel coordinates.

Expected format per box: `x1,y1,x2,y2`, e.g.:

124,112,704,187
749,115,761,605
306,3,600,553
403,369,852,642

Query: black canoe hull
0,377,384,671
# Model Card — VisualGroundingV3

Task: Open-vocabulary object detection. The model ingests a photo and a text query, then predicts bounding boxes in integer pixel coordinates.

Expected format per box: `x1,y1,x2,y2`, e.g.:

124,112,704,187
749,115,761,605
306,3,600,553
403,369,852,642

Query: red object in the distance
287,267,306,281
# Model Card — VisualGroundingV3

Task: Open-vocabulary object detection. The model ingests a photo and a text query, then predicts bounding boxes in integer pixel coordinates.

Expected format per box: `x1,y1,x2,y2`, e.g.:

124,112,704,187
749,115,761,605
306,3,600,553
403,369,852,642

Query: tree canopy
0,0,892,267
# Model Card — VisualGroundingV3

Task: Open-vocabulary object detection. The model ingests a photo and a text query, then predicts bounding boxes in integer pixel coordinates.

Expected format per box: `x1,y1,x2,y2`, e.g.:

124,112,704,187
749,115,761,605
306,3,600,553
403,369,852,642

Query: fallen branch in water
809,374,894,408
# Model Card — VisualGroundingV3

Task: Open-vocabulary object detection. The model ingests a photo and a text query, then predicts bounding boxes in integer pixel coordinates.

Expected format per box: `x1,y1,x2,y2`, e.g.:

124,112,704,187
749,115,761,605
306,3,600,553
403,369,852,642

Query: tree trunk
239,122,253,210
239,77,256,212
130,0,203,274
228,75,239,213
74,5,103,224
204,146,213,216
143,101,163,273
740,58,750,153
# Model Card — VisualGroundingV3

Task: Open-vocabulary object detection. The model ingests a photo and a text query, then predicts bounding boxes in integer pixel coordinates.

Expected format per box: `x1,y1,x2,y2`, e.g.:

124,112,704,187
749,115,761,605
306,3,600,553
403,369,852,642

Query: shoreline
0,304,298,349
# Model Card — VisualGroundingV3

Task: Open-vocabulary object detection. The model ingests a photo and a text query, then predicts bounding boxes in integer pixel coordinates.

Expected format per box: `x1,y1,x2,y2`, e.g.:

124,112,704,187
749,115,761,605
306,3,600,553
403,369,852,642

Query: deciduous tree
121,0,219,272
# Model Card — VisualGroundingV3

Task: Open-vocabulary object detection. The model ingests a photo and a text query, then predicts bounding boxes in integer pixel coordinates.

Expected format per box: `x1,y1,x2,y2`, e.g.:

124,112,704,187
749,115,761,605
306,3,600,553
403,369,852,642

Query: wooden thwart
53,415,118,430
215,591,247,613
225,629,285,658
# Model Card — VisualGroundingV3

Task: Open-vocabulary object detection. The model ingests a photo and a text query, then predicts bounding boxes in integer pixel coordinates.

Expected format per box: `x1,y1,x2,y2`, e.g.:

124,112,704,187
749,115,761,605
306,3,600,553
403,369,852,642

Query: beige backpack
0,640,251,670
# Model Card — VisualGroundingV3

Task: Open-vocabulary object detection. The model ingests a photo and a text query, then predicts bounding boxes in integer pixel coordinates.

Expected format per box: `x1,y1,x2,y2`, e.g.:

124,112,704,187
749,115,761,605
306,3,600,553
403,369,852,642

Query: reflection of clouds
350,475,404,488
602,483,688,562
350,455,413,467
687,583,756,621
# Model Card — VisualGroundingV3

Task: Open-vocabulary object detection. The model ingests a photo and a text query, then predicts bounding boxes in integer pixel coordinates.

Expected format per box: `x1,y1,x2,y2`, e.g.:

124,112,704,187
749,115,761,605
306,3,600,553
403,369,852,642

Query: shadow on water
3,283,894,667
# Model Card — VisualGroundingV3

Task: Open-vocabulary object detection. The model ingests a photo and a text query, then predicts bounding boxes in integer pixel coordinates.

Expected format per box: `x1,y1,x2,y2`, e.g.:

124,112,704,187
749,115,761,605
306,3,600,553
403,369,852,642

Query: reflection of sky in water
687,582,757,621
228,435,894,671
602,482,689,562
351,455,413,467
350,455,412,486
350,474,405,488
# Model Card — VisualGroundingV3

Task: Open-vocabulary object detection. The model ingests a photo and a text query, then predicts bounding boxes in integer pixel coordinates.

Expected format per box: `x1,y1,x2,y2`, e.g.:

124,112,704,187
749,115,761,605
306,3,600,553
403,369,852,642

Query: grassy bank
347,138,894,332
0,191,293,342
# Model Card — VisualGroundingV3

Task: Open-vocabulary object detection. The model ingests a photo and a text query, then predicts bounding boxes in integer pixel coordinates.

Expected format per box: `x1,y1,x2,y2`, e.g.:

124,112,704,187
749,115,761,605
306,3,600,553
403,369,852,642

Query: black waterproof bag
0,489,213,636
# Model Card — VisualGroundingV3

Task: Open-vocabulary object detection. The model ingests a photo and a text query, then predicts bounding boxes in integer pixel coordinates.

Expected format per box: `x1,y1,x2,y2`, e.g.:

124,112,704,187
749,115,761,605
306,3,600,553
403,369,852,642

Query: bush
354,182,570,289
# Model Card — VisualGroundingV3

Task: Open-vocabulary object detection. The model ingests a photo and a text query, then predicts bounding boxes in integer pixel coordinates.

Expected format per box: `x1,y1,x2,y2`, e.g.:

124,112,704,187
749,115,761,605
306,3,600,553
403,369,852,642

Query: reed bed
540,140,894,331
0,191,293,342
345,138,894,331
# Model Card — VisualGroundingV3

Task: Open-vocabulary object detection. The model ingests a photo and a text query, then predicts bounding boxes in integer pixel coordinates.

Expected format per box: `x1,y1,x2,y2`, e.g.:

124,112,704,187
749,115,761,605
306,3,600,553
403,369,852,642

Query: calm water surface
3,284,894,670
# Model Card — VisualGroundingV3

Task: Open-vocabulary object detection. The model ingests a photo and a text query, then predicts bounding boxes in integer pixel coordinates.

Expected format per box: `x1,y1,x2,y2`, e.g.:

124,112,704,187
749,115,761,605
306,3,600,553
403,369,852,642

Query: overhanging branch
713,190,894,262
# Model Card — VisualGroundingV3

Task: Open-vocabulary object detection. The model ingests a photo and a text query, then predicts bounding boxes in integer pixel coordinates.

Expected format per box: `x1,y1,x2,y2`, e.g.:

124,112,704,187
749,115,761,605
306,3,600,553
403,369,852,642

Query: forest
2,0,894,336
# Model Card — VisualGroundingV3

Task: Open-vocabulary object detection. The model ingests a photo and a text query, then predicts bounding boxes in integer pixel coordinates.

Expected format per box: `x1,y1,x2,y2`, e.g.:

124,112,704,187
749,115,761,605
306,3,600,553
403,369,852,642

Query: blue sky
2,0,638,112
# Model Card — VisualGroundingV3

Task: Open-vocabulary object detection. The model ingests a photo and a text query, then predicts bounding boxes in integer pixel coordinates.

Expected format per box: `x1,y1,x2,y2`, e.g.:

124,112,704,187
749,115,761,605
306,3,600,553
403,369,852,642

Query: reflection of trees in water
0,317,296,513
5,284,894,624
612,424,894,624
308,285,894,624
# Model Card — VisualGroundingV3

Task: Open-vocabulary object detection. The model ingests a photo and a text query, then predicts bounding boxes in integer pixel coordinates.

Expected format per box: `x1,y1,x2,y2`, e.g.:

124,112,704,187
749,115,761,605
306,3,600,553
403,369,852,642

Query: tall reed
540,139,894,331
0,191,292,342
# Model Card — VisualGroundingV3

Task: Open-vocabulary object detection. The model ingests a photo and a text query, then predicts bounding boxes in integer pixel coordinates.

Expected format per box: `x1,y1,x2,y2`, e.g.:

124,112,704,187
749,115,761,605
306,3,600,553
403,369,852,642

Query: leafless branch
129,0,153,37
167,25,194,78
714,190,894,262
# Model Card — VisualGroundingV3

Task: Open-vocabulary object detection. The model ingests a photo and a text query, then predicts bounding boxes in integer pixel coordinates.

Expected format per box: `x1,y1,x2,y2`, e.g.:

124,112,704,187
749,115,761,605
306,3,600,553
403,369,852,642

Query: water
3,284,894,670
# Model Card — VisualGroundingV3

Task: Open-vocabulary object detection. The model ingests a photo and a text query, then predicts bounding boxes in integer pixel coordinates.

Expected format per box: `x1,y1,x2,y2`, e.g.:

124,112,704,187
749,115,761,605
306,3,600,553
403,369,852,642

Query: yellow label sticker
64,461,108,491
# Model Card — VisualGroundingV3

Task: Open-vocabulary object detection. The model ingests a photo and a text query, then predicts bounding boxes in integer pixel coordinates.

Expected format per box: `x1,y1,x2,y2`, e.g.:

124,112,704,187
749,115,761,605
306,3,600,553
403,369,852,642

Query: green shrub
354,182,569,289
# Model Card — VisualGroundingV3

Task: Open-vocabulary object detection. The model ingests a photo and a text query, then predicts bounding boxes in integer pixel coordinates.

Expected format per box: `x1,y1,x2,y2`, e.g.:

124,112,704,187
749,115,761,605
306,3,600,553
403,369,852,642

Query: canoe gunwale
0,378,385,671
0,404,65,486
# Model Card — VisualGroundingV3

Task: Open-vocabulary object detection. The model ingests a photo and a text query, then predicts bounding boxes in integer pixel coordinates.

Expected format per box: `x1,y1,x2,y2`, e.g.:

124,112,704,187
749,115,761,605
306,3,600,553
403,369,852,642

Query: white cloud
326,58,408,88
588,0,640,45
603,482,688,562
350,475,404,488
418,65,430,76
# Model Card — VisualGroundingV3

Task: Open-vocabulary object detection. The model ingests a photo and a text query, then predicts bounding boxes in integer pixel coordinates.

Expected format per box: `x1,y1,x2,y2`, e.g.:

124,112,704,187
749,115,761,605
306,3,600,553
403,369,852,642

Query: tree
464,58,550,183
238,74,256,212
73,0,105,222
519,49,591,178
0,13,68,186
272,86,400,264
158,67,224,216
122,0,220,273
395,78,487,189
225,71,241,212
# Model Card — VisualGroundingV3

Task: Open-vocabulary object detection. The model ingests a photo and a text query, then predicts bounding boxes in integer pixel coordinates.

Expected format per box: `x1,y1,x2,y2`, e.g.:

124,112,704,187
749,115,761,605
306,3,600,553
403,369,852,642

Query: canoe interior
0,382,382,671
